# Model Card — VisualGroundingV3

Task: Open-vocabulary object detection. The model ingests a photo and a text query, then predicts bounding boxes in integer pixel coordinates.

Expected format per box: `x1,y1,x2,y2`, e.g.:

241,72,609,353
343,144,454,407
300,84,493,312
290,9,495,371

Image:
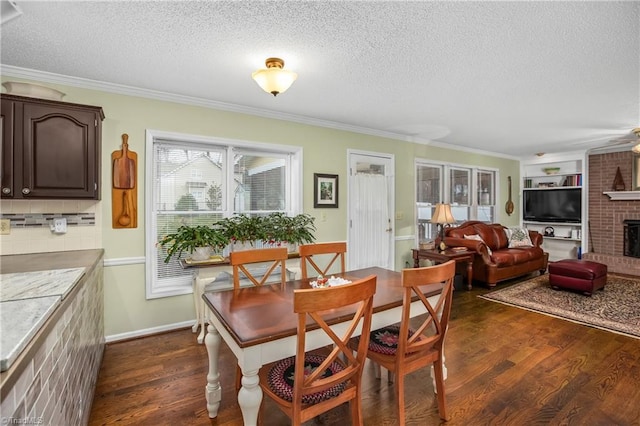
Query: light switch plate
0,219,10,235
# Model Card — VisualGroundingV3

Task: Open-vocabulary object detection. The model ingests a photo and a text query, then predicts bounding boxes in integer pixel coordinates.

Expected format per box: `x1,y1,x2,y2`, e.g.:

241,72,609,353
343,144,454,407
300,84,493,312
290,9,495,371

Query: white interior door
347,150,395,270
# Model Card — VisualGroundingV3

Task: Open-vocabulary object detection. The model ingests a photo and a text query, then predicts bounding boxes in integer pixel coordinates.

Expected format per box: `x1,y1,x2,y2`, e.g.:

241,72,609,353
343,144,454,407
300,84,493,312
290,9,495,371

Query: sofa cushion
464,234,493,255
448,222,508,250
491,247,543,267
506,227,533,248
477,223,509,250
491,250,517,267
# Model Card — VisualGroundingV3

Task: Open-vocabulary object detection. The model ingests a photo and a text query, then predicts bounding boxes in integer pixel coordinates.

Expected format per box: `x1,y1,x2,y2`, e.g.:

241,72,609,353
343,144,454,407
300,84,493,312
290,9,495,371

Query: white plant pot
190,246,211,261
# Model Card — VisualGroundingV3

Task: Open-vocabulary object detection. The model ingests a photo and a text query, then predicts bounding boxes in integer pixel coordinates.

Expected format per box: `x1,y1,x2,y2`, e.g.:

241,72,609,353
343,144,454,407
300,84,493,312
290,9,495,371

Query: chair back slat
299,242,347,279
399,260,455,357
292,275,376,412
229,247,288,289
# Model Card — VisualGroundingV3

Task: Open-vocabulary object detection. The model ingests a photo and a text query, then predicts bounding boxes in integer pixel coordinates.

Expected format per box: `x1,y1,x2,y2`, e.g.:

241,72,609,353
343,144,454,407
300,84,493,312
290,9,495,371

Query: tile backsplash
0,200,102,256
1,213,95,228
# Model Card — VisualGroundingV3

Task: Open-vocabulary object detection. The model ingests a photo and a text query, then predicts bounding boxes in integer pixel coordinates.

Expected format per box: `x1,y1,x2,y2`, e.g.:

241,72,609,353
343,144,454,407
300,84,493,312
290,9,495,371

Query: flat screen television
523,188,582,223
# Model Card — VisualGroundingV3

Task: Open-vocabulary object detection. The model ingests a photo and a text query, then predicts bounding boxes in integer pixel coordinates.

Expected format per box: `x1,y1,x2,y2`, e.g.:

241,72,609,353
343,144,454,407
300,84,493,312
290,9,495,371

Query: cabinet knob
21,188,31,195
2,187,10,194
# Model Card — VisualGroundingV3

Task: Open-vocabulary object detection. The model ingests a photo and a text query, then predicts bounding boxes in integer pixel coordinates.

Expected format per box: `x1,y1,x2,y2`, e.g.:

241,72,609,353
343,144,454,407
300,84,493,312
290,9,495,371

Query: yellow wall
1,77,520,338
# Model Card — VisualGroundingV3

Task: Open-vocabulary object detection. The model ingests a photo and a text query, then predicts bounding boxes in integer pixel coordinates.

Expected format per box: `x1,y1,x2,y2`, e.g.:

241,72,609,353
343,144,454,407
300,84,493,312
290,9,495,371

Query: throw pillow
463,234,492,255
507,227,533,248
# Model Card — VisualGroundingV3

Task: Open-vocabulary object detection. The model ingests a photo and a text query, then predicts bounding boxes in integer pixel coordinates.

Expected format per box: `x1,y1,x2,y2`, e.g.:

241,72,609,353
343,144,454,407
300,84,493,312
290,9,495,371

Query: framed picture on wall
314,173,339,208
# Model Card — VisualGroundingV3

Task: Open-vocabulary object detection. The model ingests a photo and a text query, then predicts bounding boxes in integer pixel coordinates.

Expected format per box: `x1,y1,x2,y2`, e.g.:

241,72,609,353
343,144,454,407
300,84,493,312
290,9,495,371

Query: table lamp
430,203,456,251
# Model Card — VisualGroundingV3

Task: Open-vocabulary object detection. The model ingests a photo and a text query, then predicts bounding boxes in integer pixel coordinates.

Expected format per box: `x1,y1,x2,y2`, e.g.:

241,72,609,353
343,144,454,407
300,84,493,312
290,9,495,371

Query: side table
412,248,475,290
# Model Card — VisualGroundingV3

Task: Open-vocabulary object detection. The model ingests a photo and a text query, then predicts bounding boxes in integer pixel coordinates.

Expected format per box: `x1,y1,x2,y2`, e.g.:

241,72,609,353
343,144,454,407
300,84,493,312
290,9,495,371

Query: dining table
202,266,448,425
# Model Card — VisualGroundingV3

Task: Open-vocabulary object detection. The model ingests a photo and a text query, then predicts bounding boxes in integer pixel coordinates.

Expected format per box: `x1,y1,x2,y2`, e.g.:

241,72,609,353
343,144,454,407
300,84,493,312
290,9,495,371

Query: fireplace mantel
603,191,640,200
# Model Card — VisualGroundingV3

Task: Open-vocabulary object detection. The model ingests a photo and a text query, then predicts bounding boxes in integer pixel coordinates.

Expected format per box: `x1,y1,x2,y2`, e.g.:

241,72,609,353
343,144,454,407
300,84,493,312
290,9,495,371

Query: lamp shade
430,203,456,224
252,57,297,96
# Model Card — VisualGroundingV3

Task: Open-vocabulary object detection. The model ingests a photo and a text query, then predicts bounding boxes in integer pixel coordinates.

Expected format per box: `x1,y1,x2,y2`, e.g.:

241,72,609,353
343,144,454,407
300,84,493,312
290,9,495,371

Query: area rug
479,274,640,339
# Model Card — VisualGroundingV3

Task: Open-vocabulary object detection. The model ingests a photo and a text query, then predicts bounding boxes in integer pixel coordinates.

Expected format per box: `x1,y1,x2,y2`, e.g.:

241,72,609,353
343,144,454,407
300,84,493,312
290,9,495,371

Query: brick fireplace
583,151,640,276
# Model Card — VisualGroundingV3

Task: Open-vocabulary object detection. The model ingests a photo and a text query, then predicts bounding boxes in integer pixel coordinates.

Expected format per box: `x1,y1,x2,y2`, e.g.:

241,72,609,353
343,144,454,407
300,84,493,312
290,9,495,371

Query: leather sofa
443,221,548,288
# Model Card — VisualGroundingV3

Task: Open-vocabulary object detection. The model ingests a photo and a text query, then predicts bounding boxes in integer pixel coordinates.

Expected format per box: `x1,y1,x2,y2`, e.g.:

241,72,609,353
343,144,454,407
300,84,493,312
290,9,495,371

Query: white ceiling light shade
252,58,297,96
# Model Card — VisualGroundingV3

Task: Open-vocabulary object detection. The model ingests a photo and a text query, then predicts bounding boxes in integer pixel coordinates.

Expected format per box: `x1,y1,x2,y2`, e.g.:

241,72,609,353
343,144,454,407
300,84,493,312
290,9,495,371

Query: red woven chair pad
267,354,346,404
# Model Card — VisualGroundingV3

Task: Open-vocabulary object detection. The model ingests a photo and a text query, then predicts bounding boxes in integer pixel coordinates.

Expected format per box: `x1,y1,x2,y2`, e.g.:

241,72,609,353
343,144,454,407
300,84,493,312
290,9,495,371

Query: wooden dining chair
257,275,377,425
355,260,455,423
229,247,288,390
298,242,347,279
229,247,288,289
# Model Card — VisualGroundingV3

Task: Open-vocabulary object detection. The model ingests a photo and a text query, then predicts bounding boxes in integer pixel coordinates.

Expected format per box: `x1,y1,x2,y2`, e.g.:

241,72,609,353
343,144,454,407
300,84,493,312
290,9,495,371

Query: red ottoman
548,259,607,296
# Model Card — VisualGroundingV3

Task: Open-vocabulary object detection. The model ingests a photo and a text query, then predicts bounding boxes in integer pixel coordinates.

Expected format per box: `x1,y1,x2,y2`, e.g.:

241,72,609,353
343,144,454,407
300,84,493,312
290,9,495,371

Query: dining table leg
238,366,262,426
195,275,218,343
205,323,222,418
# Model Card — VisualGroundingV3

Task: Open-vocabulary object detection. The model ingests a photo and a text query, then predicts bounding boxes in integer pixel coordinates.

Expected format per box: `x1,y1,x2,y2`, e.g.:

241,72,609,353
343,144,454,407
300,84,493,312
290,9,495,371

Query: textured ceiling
1,1,639,158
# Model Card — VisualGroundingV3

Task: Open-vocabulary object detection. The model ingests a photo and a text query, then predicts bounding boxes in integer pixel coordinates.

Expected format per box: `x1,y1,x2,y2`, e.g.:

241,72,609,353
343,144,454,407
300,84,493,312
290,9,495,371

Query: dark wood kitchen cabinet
1,94,104,199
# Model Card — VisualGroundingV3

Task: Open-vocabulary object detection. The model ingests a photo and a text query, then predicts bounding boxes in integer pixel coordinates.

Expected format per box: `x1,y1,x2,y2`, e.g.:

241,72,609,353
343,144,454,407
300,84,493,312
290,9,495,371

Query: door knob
21,188,31,195
2,187,10,194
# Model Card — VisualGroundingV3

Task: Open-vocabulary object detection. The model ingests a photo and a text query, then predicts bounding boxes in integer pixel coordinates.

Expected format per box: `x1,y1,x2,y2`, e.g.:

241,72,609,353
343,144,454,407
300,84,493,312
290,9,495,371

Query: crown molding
1,65,517,160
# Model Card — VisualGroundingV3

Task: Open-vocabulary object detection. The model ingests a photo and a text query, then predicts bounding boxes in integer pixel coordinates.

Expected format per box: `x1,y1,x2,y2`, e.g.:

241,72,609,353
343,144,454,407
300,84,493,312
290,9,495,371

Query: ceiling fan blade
568,128,640,146
607,128,640,143
587,128,640,153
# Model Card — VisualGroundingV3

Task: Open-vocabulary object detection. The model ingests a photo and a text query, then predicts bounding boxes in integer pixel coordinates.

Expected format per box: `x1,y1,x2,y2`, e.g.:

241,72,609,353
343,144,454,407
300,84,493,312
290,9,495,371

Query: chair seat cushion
267,354,345,404
368,325,416,355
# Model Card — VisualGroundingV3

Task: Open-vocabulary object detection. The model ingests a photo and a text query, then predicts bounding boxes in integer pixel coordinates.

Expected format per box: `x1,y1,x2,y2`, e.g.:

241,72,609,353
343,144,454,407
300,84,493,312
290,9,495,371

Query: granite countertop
0,268,85,372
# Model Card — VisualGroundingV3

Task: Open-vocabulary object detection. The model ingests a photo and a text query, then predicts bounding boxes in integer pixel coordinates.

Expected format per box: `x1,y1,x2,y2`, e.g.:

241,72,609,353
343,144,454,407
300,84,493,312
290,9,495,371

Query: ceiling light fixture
252,57,297,97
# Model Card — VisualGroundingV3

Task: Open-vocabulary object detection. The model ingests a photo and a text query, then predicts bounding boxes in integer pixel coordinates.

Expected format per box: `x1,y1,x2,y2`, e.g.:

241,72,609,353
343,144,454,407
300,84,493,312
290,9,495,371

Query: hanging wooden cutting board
112,134,138,228
113,134,135,189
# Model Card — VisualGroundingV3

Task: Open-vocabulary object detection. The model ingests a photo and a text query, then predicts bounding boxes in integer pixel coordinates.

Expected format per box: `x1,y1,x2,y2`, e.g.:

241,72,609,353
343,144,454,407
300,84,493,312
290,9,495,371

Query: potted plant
158,224,228,263
217,213,317,253
217,214,267,250
269,212,316,247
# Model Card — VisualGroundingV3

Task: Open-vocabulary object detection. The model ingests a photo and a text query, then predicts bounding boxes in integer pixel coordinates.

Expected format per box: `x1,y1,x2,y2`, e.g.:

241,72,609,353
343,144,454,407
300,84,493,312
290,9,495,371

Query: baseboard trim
105,320,195,343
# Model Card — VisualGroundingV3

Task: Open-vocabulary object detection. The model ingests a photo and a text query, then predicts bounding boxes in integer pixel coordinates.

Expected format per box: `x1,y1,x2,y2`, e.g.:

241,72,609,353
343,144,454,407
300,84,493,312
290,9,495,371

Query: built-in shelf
543,236,582,242
521,157,584,260
603,191,640,200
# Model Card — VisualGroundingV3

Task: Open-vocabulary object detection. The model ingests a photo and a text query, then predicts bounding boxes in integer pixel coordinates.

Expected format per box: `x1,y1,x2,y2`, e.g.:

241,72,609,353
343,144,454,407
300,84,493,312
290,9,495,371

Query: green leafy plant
217,214,267,244
158,225,227,263
218,212,316,246
160,213,317,263
265,212,316,245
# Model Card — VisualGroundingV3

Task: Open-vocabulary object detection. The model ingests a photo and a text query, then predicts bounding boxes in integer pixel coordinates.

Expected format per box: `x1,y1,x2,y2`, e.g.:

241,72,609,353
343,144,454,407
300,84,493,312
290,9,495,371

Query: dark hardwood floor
89,276,640,425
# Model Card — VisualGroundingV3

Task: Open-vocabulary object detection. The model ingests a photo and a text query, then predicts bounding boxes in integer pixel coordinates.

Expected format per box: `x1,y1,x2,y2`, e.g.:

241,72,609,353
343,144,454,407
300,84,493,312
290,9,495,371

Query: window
145,130,302,299
476,170,496,223
415,160,497,245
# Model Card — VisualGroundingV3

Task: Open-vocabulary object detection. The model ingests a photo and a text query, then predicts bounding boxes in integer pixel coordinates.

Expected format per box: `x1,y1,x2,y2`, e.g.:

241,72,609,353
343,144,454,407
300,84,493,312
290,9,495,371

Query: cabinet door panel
22,103,97,198
1,99,17,198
